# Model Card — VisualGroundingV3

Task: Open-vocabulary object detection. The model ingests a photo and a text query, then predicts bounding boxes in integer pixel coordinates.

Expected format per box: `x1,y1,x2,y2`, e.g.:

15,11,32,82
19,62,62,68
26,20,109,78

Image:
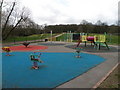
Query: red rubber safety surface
10,45,48,51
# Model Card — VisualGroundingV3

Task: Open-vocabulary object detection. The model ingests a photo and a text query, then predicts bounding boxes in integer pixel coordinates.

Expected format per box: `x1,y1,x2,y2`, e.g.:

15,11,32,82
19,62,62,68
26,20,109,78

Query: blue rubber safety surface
2,52,105,88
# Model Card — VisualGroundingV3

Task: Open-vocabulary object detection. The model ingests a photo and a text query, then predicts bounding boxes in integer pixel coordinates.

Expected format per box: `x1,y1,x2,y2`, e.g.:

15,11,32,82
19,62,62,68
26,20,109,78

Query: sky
18,0,119,25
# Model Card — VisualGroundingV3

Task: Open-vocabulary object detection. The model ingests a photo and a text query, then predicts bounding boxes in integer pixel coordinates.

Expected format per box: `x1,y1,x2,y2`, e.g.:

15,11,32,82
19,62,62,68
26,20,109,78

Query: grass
107,35,119,45
3,33,56,43
56,33,67,41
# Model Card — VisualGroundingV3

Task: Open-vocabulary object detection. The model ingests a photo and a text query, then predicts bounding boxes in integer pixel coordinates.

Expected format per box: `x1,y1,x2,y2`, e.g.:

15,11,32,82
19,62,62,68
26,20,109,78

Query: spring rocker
75,47,83,58
2,47,12,56
30,52,43,69
23,42,30,47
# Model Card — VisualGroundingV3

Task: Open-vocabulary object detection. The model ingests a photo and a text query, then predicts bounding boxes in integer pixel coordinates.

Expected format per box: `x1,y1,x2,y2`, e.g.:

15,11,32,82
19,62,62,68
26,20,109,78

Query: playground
2,33,119,89
1,0,119,89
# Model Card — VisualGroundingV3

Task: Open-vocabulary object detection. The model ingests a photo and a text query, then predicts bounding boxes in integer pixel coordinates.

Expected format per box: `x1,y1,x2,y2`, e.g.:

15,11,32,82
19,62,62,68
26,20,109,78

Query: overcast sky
19,0,119,25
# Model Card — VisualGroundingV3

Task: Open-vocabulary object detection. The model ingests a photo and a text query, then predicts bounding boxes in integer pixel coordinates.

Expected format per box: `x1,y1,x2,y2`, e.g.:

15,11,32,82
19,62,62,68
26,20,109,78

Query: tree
78,20,92,33
1,0,30,40
0,0,4,41
80,20,89,25
96,20,102,26
94,20,108,33
108,25,118,33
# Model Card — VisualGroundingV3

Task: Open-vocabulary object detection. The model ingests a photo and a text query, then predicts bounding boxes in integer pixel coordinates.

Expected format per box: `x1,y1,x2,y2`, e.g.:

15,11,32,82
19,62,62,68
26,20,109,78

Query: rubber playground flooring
65,44,119,53
9,45,48,51
38,42,66,46
2,52,105,88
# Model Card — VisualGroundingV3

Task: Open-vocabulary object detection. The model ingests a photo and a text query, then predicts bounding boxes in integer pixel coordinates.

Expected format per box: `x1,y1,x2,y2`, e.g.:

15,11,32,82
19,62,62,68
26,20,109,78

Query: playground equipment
77,35,95,47
48,37,56,41
94,34,109,50
75,47,83,58
30,52,43,69
45,31,110,50
47,31,73,42
66,31,73,42
23,42,30,47
76,32,109,50
2,47,11,56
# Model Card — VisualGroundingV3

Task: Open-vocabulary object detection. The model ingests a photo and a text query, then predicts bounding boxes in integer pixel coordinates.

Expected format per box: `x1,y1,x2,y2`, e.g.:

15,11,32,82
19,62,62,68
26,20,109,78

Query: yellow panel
99,35,106,42
48,38,51,41
52,37,56,41
94,35,106,42
81,36,87,42
94,35,98,42
68,39,71,42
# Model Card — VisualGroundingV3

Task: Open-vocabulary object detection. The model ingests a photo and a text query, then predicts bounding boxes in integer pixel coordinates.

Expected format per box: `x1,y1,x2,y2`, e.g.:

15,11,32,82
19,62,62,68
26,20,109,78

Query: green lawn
107,35,119,45
56,33,67,41
3,33,56,43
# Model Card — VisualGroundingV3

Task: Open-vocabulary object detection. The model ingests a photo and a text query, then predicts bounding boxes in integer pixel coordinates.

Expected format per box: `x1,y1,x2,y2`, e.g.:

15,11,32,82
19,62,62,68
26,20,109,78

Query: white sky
18,0,119,25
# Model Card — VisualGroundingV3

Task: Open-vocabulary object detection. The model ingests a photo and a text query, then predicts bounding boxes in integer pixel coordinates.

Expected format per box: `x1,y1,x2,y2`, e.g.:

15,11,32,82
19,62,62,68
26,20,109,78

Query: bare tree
2,2,15,34
80,20,89,25
0,0,4,41
2,0,30,40
96,20,103,26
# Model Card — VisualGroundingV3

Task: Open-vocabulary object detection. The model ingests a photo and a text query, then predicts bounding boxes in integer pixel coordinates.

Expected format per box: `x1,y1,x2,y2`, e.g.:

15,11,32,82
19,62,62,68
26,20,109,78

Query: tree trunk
3,16,23,40
0,0,4,41
2,2,15,35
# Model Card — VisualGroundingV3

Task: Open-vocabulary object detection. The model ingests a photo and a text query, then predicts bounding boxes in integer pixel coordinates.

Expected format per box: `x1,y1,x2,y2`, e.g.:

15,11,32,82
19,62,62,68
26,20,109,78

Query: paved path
38,42,76,52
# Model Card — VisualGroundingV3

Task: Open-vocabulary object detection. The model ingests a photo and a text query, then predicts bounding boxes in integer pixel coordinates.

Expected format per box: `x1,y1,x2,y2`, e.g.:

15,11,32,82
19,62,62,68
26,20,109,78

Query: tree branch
2,2,15,34
3,16,23,40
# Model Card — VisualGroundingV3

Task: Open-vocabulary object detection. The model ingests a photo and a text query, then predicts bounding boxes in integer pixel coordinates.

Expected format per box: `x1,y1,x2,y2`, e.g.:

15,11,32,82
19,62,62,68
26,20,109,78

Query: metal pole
70,31,72,42
66,31,68,42
51,30,52,43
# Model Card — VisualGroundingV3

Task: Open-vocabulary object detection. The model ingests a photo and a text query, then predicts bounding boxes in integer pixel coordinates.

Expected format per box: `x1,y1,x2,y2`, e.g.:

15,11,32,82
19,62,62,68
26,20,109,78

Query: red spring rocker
2,47,11,56
30,52,43,69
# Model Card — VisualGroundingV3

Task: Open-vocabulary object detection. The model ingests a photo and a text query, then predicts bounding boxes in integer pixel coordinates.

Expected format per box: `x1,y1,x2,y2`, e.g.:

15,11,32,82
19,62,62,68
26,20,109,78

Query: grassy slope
3,33,119,45
3,33,57,43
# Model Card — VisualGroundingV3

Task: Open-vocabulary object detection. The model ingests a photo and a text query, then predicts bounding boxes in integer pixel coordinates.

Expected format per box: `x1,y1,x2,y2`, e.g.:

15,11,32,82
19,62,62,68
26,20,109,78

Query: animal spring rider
30,52,43,69
2,47,11,56
75,47,82,58
23,42,30,47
